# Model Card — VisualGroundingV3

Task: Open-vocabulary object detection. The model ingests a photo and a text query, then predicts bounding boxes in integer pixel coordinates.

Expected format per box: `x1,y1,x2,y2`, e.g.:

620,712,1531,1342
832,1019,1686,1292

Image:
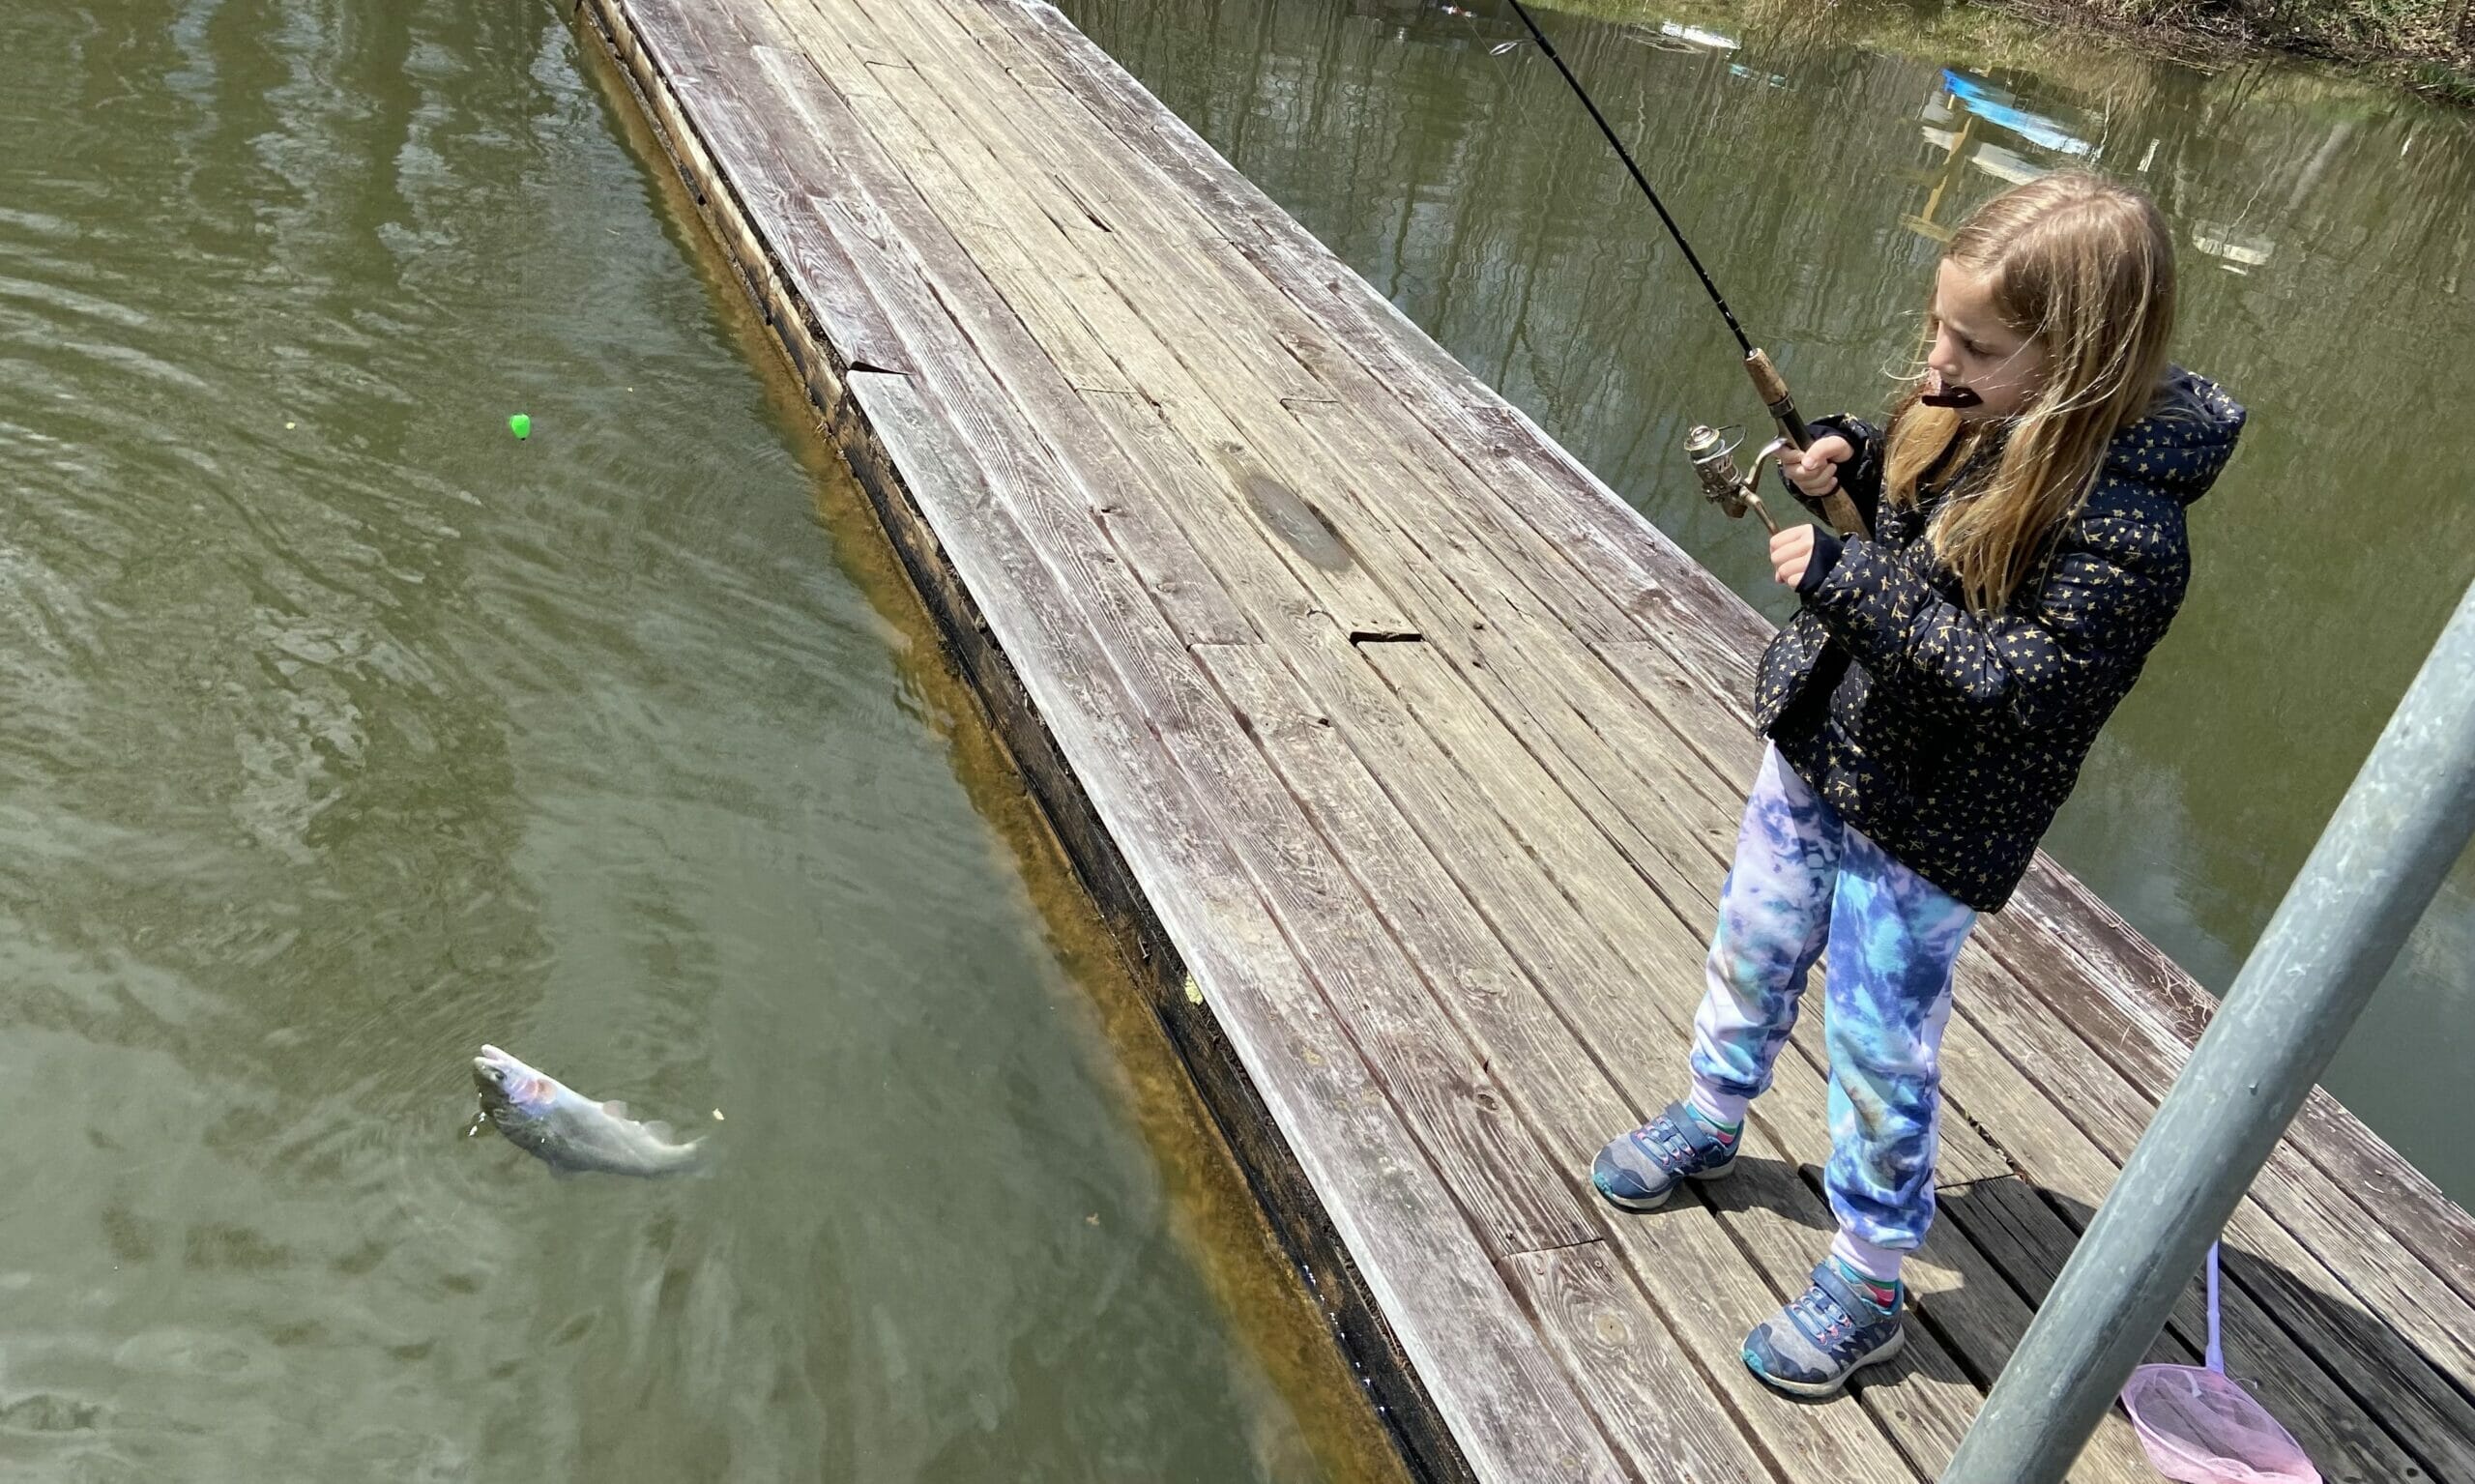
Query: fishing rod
1496,0,1865,538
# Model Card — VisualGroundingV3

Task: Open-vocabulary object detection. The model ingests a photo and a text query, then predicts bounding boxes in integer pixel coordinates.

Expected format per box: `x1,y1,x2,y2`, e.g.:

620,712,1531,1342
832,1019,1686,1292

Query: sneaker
1742,1259,1907,1397
1590,1100,1738,1211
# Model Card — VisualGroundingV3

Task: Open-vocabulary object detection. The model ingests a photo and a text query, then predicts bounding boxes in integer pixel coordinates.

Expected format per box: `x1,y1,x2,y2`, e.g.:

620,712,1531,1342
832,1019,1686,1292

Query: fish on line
471,1044,707,1178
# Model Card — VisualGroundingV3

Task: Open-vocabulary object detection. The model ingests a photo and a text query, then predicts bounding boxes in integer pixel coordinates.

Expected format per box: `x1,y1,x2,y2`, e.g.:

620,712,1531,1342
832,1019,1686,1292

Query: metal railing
1940,577,2475,1484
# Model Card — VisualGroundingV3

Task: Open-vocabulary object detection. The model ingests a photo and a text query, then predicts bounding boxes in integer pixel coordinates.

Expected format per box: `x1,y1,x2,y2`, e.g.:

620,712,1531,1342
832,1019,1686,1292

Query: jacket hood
2103,367,2245,506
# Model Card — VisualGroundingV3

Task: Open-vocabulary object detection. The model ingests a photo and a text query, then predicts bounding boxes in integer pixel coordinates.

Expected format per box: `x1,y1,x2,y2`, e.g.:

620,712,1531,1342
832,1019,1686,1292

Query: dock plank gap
573,2,2475,1479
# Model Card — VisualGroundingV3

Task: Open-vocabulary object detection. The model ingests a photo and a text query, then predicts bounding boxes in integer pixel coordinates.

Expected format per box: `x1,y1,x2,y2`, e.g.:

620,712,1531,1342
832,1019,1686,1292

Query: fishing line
1498,0,1752,356
1492,0,1871,537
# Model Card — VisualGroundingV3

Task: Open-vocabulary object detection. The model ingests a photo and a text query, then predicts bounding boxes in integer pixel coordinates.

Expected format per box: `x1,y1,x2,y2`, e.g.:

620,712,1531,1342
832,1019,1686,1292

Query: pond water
0,1,1399,1478
8,0,2471,1476
1061,0,2475,1204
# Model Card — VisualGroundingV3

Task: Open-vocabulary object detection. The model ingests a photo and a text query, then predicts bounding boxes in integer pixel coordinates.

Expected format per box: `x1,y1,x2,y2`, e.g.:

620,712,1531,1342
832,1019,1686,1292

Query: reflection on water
1063,0,2475,1201
0,0,1391,1478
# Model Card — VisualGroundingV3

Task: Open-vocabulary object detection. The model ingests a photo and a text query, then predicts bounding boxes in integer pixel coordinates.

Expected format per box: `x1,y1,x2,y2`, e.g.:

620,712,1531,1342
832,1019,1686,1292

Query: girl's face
1927,259,2047,422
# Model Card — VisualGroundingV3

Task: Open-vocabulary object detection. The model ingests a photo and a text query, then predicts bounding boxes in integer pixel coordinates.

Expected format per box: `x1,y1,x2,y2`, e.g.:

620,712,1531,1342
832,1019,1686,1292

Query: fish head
472,1044,559,1124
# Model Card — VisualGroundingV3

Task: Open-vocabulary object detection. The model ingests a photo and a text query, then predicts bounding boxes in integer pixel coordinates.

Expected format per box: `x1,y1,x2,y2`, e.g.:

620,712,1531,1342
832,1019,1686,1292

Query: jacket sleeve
1777,415,1884,534
1797,491,2190,731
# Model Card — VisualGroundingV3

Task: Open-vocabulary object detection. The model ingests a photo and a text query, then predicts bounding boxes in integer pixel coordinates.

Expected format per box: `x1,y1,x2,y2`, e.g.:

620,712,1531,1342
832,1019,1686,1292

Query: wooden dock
573,1,2475,1478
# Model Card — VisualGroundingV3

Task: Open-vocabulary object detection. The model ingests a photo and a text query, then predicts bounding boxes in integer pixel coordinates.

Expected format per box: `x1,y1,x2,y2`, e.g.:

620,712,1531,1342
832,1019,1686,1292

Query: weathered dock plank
853,357,1630,1484
574,2,2475,1481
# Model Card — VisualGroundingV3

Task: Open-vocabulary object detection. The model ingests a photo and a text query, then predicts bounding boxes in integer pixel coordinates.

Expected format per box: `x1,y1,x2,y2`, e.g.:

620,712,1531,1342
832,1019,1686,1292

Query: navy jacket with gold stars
1754,368,2245,913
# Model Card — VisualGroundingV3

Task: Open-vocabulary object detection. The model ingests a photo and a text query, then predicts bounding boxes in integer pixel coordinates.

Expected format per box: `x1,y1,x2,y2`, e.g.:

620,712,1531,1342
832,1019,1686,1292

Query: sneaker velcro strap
1806,1261,1878,1332
1653,1101,1728,1162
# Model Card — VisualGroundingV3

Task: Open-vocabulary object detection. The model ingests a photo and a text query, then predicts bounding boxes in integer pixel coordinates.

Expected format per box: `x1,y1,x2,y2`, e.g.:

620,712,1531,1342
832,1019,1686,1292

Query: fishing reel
1684,351,1868,540
1683,423,1790,537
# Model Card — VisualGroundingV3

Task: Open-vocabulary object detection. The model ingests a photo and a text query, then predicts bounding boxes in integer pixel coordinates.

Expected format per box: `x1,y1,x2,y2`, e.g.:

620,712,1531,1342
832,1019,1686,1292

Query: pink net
2120,1363,2319,1483
2117,1242,2319,1484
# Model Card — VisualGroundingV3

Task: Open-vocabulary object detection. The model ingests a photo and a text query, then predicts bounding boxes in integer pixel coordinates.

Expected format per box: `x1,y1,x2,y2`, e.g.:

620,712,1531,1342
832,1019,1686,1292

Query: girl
1591,172,2245,1398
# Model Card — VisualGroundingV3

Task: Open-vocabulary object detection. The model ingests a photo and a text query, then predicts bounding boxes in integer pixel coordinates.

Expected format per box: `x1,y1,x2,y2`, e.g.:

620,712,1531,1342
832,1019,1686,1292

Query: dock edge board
568,2,1470,1479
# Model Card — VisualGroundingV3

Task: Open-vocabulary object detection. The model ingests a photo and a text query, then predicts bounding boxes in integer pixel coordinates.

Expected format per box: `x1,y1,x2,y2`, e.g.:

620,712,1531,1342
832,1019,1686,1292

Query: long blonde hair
1882,173,2177,614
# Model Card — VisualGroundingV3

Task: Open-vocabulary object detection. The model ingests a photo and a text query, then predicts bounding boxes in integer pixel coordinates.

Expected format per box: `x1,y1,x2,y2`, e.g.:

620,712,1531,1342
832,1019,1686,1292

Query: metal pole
1940,577,2475,1484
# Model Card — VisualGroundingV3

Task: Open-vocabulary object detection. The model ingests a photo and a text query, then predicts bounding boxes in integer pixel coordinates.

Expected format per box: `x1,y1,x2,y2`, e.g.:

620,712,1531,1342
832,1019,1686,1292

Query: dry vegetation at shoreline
1540,0,2475,103
2022,0,2473,100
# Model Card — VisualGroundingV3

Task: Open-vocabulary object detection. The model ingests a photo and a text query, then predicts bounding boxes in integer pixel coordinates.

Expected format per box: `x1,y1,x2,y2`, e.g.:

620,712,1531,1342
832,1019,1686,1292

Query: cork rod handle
1744,350,1866,538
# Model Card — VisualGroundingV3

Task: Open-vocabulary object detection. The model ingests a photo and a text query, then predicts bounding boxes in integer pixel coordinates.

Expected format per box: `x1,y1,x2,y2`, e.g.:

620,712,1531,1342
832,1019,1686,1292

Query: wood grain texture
849,367,1625,1484
1506,1242,1775,1484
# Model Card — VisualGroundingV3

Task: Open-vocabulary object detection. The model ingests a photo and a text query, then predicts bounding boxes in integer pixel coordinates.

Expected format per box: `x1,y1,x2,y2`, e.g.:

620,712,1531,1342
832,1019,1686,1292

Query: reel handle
1744,350,1866,538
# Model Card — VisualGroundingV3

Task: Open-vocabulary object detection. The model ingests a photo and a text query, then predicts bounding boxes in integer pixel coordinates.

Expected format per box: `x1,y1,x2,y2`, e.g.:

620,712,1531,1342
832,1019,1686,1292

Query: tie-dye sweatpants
1688,744,1979,1264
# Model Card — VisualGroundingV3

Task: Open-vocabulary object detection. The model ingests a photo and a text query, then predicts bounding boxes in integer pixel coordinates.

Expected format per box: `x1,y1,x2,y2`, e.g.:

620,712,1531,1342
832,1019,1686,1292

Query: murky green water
1060,0,2475,1202
0,1,1401,1477
7,0,2468,1473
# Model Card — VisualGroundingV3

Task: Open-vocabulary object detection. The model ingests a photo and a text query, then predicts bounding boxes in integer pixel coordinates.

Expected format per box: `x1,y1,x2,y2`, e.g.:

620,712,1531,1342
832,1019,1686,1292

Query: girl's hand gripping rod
1743,351,1868,538
1496,0,1869,541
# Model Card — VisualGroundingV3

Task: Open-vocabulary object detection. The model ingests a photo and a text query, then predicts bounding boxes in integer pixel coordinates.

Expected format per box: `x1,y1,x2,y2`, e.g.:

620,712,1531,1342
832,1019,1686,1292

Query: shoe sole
1594,1155,1736,1212
1747,1324,1907,1399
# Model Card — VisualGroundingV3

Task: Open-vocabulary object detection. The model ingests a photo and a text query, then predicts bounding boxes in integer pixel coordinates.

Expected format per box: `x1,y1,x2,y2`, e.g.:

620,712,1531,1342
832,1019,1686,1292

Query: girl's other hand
1771,525,1819,589
1783,434,1852,497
